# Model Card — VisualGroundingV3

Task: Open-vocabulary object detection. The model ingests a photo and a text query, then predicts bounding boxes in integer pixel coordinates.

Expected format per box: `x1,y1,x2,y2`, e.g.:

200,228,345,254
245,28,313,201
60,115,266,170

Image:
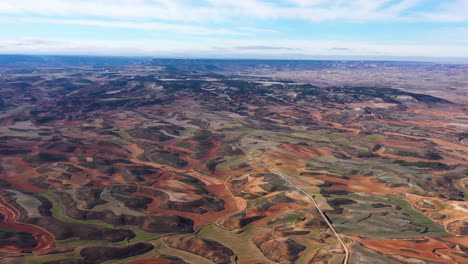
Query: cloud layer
0,0,467,58
1,0,467,22
2,37,467,59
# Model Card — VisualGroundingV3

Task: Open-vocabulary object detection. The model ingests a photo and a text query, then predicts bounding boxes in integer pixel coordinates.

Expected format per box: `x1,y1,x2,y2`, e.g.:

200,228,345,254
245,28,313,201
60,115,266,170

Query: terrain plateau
0,56,467,264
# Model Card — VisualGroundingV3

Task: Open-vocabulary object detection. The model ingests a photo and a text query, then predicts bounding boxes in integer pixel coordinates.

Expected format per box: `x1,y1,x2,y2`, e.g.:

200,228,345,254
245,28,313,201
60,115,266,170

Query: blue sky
0,0,467,59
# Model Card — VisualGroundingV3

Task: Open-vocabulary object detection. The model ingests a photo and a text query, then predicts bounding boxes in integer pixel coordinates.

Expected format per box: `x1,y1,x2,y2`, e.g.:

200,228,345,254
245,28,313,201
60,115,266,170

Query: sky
1,0,468,60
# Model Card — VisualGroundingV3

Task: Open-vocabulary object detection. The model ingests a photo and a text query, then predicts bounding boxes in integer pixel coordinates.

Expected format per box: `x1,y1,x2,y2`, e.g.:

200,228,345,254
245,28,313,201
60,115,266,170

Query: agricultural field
0,56,467,263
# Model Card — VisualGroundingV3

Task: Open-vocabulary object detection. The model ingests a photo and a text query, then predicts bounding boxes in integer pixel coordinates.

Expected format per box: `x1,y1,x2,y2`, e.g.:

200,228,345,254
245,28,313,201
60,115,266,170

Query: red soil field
0,157,47,193
262,144,334,176
201,139,222,161
130,258,171,264
282,144,333,158
0,196,54,253
303,173,410,195
443,236,468,247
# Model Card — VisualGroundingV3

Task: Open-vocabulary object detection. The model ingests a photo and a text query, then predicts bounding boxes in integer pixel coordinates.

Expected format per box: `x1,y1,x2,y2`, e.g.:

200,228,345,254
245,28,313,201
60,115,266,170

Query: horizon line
1,53,468,64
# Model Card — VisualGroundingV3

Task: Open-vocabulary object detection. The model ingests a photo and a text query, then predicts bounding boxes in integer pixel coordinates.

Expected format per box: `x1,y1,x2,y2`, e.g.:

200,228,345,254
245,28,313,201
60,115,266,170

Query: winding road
236,143,350,264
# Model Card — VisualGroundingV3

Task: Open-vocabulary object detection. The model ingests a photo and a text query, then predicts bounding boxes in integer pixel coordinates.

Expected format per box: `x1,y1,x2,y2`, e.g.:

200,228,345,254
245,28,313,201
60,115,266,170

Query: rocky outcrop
253,233,306,264
415,199,436,209
162,237,234,264
447,220,468,235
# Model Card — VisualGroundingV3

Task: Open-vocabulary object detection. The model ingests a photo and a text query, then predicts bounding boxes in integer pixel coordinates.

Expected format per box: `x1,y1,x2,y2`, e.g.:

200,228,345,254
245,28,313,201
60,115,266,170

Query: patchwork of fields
0,58,467,263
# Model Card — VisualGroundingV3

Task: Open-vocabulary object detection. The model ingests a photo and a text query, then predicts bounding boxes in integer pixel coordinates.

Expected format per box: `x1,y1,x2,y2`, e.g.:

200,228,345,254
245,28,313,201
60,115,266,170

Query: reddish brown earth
375,138,428,148
162,237,234,264
131,258,179,264
1,158,46,193
0,59,466,263
404,193,468,234
131,258,171,264
0,196,54,253
253,233,306,264
304,173,410,195
261,144,334,176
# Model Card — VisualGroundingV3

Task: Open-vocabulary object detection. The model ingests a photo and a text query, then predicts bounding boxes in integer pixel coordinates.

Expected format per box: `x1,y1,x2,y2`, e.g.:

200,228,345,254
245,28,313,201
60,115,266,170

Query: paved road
237,143,350,264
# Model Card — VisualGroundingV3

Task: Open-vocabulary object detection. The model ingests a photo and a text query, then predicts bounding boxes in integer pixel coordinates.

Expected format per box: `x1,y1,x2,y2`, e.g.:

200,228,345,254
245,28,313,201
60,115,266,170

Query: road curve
237,143,350,264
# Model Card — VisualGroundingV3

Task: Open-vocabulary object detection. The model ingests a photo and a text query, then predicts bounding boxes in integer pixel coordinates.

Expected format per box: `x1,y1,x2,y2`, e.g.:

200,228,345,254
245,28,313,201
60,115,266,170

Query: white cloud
0,0,210,21
17,18,249,35
0,0,467,58
284,0,329,7
1,37,467,58
0,0,466,22
417,0,468,22
0,38,68,48
238,27,279,33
